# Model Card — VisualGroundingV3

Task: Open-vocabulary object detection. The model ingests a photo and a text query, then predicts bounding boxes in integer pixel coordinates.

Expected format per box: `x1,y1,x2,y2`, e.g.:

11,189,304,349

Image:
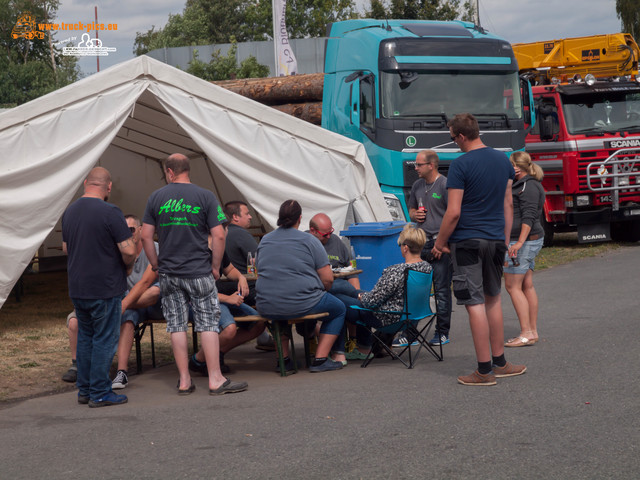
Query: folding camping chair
351,268,443,368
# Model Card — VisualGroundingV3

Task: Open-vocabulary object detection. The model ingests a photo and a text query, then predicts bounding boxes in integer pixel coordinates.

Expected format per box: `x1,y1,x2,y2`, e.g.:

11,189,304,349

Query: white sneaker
112,369,128,389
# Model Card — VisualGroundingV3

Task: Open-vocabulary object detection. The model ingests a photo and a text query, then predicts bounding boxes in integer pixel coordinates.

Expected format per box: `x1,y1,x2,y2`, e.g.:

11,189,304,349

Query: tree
616,0,640,40
134,0,358,55
0,0,79,106
365,0,473,22
186,39,270,81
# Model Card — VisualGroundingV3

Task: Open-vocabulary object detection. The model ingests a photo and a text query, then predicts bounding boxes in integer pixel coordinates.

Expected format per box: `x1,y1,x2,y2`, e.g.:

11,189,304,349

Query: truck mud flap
577,224,610,243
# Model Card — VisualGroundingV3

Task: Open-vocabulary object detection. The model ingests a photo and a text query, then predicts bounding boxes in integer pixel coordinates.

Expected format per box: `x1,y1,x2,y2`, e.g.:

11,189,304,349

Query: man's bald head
309,213,333,244
83,167,112,199
85,167,111,187
164,154,190,175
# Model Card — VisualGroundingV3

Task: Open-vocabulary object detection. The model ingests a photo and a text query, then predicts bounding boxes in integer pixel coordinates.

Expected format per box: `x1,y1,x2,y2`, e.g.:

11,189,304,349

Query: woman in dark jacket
504,151,545,347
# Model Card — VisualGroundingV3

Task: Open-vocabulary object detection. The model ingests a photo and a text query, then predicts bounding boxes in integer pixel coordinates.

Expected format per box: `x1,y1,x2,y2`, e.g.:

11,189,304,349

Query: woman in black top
504,151,545,347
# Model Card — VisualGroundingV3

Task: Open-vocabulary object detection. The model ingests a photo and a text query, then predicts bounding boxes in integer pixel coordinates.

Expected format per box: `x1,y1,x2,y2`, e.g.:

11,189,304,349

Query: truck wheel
610,221,640,242
541,213,554,247
625,221,640,242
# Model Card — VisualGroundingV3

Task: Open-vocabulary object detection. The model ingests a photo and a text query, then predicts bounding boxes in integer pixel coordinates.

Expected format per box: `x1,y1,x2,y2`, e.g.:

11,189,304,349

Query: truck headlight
576,195,591,206
383,193,406,221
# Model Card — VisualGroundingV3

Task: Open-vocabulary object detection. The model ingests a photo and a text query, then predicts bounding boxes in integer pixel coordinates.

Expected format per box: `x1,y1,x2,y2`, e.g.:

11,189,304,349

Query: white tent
0,55,390,308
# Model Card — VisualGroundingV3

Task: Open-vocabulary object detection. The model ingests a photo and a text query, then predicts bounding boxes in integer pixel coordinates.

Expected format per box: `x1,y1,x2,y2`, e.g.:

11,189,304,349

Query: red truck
513,33,640,244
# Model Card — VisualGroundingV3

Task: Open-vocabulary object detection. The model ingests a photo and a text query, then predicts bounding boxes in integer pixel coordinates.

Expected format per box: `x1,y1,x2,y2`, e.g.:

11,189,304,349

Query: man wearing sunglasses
433,113,525,386
407,149,452,348
309,213,360,294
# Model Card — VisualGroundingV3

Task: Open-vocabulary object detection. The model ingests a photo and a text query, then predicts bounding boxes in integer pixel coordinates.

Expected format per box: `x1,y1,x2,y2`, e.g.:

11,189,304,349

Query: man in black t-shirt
142,154,247,396
221,200,275,350
62,167,136,407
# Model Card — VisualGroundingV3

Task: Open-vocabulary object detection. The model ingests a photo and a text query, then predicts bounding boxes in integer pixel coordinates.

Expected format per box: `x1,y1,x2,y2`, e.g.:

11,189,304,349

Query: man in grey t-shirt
408,149,453,346
308,213,360,296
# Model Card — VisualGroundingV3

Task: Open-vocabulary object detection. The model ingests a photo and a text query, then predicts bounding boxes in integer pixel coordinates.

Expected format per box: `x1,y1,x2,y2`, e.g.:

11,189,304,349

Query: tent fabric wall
0,56,390,309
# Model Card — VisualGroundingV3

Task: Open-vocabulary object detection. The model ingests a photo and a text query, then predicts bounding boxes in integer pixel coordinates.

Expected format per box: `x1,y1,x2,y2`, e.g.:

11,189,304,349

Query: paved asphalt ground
1,246,639,479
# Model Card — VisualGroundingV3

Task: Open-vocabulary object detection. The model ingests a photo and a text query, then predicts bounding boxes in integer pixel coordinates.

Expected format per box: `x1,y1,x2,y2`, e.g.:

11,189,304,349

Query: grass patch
18,362,40,368
0,271,175,403
536,233,623,270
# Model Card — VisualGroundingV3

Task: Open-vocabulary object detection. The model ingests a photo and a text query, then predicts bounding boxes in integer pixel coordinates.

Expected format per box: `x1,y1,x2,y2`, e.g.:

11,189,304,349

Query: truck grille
578,149,640,203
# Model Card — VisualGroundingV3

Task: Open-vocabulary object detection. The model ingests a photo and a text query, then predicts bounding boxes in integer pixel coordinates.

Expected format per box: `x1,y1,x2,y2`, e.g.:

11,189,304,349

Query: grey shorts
159,274,221,333
450,239,507,305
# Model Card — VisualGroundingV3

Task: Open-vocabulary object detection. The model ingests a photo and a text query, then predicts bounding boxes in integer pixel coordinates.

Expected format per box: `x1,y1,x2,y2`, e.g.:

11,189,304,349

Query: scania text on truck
513,33,640,244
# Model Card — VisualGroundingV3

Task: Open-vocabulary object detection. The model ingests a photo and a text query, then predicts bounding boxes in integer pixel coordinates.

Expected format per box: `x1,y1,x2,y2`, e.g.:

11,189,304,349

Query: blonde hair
397,224,426,254
510,151,543,181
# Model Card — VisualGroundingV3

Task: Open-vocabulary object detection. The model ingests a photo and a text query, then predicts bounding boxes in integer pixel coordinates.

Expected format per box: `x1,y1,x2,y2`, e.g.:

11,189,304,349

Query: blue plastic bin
340,221,408,290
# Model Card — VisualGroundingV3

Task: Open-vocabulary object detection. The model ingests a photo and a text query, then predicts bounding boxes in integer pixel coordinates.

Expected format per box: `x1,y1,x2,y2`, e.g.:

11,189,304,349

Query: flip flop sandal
209,378,248,395
177,379,196,395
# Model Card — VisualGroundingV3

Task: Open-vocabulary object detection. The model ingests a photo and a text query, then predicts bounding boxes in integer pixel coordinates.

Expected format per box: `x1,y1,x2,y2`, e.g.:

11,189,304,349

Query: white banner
272,0,297,76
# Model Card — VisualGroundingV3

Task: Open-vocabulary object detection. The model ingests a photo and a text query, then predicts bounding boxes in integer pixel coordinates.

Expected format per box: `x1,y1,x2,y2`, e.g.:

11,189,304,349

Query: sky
48,0,623,75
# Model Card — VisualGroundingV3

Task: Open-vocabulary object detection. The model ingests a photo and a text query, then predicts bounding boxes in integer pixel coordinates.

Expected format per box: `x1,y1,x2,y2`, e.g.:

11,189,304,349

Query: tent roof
0,55,390,308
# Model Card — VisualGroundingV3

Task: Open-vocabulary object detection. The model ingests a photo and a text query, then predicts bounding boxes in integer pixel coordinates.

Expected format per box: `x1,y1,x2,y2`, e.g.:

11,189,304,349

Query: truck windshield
380,70,523,122
562,91,640,134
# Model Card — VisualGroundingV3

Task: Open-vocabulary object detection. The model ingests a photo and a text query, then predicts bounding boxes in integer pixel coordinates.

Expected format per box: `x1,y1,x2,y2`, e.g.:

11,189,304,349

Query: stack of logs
213,73,324,125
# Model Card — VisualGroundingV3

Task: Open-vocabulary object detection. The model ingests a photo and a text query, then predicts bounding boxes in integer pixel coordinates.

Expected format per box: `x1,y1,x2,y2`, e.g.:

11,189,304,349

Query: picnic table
236,269,362,282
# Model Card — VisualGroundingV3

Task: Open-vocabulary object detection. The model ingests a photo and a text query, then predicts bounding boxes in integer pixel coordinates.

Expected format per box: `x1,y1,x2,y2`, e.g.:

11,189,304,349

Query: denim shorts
160,274,220,333
503,237,544,274
218,302,259,331
450,239,507,305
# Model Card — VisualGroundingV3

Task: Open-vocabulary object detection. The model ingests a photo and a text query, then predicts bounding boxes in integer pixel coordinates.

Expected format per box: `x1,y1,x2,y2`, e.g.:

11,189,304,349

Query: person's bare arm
210,224,225,280
222,263,249,298
141,223,158,271
118,237,136,276
347,276,361,289
317,264,334,291
62,242,67,254
433,188,463,258
503,179,514,245
121,265,158,312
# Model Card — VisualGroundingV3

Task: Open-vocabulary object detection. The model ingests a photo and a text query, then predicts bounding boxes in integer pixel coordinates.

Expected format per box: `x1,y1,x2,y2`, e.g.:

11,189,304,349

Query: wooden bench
133,312,329,377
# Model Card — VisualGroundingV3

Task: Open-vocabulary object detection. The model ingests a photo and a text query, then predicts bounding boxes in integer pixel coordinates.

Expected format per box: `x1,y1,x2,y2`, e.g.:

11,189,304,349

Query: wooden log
271,102,322,125
214,73,324,104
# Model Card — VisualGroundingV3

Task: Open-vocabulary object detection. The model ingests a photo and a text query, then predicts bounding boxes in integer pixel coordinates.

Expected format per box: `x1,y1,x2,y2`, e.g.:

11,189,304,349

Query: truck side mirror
539,115,555,141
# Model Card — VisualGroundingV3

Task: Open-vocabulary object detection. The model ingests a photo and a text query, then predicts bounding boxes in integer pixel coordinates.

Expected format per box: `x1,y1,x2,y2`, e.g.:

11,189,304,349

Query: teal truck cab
322,19,534,219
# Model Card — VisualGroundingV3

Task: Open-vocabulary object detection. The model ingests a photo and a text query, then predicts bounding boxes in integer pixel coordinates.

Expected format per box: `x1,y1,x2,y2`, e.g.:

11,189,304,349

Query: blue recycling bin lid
340,221,408,237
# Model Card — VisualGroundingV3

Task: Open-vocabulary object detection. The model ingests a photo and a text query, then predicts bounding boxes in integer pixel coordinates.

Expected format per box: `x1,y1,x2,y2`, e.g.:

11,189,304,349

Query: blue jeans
329,278,358,298
422,240,453,336
266,293,346,350
72,296,123,401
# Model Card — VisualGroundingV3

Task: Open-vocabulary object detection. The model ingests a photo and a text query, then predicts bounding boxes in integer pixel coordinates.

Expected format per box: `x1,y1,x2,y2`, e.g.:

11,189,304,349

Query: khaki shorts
450,239,507,305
